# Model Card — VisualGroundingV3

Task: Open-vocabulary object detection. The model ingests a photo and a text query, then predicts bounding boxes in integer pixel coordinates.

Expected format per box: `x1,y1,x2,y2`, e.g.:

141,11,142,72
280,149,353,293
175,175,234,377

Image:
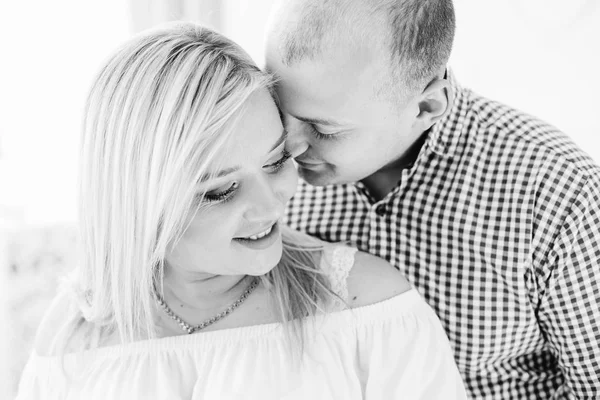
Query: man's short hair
270,0,455,95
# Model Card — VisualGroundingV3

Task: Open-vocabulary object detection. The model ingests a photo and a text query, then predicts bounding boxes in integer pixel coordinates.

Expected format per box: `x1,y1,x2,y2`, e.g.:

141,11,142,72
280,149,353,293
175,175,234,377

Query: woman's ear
414,78,454,131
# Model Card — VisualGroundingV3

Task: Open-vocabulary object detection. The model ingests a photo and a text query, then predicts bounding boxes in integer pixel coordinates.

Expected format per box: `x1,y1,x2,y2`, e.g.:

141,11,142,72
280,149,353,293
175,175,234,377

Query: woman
17,23,466,399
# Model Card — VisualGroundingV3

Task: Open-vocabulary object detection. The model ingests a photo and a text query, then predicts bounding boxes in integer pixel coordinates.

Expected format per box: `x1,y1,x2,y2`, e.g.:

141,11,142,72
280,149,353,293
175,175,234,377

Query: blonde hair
63,22,336,351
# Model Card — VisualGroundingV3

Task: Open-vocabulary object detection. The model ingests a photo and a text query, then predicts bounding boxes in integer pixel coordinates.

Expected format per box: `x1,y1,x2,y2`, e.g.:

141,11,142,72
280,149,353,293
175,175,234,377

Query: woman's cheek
281,162,299,202
188,204,238,236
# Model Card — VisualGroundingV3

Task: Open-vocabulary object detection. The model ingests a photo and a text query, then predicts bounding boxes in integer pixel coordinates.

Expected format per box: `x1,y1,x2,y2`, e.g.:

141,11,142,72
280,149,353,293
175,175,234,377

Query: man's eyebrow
197,128,288,184
293,115,342,126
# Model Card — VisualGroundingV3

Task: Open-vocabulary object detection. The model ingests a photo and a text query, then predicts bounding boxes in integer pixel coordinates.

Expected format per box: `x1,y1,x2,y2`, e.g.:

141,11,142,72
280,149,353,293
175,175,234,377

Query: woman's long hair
60,22,337,351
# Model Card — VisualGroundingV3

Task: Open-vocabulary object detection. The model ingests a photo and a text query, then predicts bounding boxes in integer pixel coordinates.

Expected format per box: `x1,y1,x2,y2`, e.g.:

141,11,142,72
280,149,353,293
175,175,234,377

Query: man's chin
297,165,339,186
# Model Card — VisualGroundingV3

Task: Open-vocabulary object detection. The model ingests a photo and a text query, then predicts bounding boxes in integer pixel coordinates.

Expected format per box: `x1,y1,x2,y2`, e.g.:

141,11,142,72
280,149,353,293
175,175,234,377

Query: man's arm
536,176,600,399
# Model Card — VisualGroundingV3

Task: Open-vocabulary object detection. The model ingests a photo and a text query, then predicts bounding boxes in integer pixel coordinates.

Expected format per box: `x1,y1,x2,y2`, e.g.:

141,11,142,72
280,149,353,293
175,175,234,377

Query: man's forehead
266,0,388,66
268,34,376,71
270,52,384,111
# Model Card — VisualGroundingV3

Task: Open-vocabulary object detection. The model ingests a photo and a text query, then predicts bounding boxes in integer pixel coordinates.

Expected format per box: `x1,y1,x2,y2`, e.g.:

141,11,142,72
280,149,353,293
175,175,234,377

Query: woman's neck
161,267,250,313
151,265,276,337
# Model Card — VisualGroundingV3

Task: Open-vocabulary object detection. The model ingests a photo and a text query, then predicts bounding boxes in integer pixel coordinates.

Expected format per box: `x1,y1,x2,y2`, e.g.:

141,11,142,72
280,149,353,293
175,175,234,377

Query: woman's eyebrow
197,166,241,183
197,128,288,184
269,128,288,152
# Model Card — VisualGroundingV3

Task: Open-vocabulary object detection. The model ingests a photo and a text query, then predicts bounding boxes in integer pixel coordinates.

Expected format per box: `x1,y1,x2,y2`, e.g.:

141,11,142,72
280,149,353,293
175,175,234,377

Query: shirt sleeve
536,177,600,399
15,354,58,400
355,295,468,399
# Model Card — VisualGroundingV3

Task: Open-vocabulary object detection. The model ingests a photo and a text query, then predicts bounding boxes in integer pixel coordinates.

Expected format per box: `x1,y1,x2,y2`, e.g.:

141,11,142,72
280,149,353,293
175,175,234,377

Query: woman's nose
243,178,284,223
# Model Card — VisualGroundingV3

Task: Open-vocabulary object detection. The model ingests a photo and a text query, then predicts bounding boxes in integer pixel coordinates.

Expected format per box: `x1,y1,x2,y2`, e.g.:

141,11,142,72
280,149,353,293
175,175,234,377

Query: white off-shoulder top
16,246,467,399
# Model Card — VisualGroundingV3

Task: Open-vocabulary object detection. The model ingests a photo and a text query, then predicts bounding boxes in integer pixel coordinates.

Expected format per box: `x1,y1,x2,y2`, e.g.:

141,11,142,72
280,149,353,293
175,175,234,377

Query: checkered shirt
284,71,600,399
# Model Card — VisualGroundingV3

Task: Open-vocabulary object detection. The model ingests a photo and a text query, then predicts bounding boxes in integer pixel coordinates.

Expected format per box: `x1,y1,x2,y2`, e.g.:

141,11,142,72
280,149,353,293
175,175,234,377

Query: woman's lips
233,223,280,250
236,221,277,240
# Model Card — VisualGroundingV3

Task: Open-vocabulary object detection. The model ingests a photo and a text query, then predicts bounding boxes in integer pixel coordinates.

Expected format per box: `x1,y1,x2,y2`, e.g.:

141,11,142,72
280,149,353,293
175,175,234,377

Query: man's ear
414,78,454,131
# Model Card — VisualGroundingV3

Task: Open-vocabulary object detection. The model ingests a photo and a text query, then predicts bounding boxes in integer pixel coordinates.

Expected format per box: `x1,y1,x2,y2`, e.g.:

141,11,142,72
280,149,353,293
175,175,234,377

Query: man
265,0,600,398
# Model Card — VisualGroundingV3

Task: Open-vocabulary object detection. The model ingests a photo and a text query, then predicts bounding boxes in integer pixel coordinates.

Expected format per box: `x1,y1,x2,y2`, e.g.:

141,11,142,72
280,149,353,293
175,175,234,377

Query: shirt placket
357,167,415,260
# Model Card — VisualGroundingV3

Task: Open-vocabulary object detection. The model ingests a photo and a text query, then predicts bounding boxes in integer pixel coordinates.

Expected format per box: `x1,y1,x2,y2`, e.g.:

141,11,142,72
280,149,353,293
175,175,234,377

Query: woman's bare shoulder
282,227,338,260
346,251,412,308
33,290,86,356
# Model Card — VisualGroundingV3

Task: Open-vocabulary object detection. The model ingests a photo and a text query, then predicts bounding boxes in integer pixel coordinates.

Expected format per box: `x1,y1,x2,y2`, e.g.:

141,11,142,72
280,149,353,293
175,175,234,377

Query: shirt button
375,204,387,216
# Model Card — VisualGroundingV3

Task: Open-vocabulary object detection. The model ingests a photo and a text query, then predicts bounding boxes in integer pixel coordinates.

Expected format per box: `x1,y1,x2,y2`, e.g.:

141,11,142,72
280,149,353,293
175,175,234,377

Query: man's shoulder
285,180,353,221
466,90,562,147
288,179,349,197
461,89,600,180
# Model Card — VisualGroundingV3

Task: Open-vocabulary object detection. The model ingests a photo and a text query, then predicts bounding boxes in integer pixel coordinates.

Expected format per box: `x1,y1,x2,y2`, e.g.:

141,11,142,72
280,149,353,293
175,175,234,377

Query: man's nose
285,119,310,158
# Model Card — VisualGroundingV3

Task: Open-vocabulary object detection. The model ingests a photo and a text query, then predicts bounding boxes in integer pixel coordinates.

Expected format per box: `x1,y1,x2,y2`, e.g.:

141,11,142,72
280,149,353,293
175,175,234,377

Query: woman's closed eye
203,149,291,204
204,181,239,203
264,148,292,173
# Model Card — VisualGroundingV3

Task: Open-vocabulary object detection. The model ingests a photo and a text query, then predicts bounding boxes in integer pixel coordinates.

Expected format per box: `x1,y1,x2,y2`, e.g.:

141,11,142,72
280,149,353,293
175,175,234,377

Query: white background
1,1,599,398
1,0,599,226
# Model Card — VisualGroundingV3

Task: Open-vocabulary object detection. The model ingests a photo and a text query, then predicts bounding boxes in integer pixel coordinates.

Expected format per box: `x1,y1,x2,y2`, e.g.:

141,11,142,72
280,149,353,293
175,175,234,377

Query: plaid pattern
285,71,600,399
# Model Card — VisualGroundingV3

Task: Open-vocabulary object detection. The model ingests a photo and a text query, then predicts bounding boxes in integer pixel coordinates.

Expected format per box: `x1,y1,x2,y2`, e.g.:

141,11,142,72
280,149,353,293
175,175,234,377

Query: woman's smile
233,222,280,250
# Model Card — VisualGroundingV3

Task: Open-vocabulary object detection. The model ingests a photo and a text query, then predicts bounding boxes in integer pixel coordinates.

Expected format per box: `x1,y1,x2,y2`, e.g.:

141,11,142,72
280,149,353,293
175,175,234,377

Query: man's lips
295,157,323,166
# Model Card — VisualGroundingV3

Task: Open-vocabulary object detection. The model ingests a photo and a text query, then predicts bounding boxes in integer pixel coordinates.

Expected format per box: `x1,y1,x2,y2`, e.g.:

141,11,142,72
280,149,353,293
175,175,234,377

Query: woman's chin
240,240,283,276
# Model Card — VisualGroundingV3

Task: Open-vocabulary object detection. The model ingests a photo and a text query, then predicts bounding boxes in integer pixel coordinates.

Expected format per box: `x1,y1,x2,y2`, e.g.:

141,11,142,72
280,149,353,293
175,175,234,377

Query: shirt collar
426,68,469,158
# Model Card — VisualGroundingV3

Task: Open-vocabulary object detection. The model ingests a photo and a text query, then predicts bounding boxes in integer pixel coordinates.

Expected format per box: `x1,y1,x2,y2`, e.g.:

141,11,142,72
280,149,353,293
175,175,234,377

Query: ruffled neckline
33,289,421,361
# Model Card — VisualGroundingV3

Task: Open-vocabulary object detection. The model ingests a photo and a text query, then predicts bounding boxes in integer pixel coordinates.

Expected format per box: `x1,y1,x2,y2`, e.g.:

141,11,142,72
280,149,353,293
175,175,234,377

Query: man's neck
360,130,429,201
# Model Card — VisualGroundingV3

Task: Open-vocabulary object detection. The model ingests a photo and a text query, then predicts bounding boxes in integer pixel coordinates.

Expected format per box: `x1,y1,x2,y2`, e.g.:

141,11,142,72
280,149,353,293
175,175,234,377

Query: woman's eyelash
266,149,292,172
204,182,239,203
202,149,291,204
